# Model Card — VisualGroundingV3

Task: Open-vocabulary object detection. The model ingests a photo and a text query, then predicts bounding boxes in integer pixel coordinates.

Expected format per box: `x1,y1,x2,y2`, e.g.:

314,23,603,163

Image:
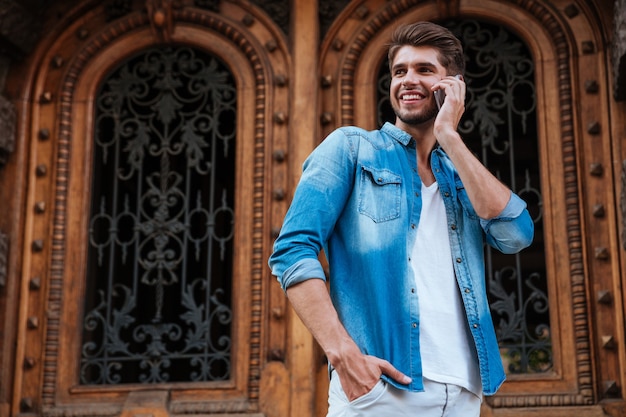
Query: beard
392,100,439,125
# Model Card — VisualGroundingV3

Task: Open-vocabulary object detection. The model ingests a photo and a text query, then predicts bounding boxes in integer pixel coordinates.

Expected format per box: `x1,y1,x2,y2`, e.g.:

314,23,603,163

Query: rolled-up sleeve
268,129,357,291
278,258,326,290
480,192,534,254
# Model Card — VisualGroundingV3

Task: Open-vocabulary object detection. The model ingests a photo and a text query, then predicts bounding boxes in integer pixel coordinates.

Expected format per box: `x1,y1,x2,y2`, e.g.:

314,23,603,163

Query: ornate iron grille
377,19,550,374
80,46,236,384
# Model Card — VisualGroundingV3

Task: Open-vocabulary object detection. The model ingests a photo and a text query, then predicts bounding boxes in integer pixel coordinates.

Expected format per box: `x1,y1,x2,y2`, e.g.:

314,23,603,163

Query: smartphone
434,89,446,110
434,74,462,110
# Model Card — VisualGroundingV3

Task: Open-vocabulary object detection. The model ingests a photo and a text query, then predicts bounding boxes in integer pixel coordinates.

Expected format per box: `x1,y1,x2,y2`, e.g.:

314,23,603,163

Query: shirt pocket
358,165,402,223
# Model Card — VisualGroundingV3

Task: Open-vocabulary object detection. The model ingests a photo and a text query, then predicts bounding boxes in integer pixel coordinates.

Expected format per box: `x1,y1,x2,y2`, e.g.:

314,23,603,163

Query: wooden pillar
0,2,42,415
287,1,320,417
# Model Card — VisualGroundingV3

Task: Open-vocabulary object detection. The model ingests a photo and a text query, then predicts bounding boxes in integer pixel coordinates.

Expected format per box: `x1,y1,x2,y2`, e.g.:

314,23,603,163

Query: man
268,21,534,416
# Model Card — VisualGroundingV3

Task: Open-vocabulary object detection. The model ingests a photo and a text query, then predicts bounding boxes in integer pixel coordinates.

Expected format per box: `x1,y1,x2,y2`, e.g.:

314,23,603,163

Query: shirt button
415,192,419,197
411,224,416,229
464,288,470,294
456,257,462,263
444,192,450,197
412,323,417,328
411,288,416,293
473,323,479,328
451,224,457,230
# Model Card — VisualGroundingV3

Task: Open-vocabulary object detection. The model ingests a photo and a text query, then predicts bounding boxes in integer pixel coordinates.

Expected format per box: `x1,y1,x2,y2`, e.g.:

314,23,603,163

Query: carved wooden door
314,1,626,416
2,1,625,417
5,1,291,416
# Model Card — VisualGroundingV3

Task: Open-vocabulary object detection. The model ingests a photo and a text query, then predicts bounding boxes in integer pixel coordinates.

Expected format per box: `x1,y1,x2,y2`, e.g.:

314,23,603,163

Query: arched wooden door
7,1,291,415
314,0,626,416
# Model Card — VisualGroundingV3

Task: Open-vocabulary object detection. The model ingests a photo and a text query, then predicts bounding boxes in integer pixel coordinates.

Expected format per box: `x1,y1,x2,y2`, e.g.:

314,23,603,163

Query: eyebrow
391,61,438,72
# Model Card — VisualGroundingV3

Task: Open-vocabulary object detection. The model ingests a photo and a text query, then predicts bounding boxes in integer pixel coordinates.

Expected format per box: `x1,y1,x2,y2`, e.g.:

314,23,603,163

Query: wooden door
1,1,625,417
313,0,626,416
4,1,291,415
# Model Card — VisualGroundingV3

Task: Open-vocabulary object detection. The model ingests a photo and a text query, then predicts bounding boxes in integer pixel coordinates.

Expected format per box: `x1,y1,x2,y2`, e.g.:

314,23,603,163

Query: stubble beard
392,100,438,126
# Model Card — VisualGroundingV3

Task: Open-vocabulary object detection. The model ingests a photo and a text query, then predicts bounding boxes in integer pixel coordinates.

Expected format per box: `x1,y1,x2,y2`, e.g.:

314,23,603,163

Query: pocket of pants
347,379,387,408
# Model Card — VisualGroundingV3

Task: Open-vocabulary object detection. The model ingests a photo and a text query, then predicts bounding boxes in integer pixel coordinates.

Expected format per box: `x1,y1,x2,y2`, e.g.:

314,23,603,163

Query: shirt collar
381,122,413,146
381,122,444,154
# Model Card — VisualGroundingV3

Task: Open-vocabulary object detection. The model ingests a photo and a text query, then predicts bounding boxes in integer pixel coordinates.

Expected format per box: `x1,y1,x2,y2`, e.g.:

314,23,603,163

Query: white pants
327,375,482,417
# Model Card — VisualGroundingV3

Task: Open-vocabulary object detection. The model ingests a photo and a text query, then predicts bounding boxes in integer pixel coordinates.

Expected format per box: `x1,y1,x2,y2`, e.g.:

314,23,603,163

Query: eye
393,68,406,77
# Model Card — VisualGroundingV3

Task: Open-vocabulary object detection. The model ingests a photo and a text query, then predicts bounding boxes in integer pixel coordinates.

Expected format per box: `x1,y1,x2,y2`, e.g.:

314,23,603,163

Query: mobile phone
434,89,446,110
434,74,462,110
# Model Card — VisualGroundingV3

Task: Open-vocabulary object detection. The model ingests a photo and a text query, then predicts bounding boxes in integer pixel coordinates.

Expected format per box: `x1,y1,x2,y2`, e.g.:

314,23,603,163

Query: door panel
8,1,289,415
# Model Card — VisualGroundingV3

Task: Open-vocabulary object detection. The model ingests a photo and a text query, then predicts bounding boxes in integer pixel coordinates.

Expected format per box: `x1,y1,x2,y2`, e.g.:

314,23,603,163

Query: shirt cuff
481,191,526,225
280,258,326,291
498,191,527,217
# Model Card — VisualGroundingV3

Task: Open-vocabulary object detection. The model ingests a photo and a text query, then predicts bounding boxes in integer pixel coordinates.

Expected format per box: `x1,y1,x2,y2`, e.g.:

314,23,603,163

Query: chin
397,112,437,126
393,104,438,125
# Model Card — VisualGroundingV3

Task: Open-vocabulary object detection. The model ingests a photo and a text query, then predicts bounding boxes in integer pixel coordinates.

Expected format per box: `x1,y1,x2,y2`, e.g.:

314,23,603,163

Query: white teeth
402,94,422,100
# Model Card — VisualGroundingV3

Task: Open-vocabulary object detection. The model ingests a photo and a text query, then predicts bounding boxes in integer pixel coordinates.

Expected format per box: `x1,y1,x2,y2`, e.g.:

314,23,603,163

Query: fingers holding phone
432,74,466,136
434,74,463,111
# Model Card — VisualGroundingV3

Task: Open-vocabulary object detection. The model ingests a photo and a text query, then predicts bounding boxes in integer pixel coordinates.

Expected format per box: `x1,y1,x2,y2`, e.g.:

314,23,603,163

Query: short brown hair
388,22,465,76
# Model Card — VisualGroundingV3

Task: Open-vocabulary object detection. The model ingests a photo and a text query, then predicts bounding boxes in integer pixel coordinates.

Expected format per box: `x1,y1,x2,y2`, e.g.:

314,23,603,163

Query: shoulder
334,126,395,150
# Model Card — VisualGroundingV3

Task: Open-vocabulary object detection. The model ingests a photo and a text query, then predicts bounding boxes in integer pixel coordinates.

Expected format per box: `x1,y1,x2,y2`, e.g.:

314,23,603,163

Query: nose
402,69,420,87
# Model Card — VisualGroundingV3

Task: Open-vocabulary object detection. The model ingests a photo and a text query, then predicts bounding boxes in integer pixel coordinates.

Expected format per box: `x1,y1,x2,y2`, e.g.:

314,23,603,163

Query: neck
395,118,437,185
395,119,437,160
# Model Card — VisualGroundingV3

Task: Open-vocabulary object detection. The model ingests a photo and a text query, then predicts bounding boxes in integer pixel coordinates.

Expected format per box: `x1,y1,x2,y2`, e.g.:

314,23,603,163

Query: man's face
389,45,446,126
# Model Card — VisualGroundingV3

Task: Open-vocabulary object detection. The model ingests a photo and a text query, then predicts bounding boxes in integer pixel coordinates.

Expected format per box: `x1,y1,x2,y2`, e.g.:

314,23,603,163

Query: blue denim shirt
269,122,534,395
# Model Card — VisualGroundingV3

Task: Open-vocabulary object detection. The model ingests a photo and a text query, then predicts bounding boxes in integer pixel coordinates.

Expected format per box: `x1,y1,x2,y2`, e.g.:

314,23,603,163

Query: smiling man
269,21,534,417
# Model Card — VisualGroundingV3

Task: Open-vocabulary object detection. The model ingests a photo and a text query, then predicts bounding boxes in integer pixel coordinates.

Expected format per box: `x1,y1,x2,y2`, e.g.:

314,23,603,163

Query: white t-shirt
410,181,482,397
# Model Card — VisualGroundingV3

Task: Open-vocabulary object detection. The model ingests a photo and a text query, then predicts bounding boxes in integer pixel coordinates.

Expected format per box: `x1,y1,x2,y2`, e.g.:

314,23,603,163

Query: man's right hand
285,279,411,401
332,344,411,401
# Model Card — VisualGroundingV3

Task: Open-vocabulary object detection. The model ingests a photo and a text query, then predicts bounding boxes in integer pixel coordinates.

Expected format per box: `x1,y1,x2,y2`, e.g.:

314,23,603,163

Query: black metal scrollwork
81,46,236,384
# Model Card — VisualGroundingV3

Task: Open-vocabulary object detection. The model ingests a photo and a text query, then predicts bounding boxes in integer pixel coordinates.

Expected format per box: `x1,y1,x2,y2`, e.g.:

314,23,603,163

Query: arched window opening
377,19,549,375
80,46,237,385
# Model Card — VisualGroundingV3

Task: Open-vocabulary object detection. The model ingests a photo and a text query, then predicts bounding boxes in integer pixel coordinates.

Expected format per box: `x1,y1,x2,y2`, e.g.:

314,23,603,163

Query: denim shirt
268,122,534,395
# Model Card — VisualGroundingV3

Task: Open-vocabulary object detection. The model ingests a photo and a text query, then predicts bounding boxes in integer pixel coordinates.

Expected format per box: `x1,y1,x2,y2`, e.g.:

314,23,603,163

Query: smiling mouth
400,92,426,102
